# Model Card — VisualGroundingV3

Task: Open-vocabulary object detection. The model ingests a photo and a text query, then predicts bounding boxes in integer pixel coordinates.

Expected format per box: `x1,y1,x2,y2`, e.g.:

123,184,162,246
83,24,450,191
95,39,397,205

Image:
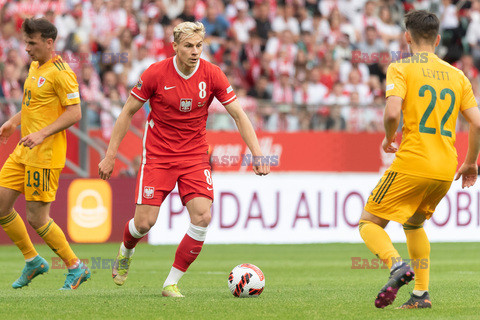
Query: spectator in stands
176,0,196,21
368,50,389,85
247,75,272,100
294,67,328,106
467,0,480,69
357,26,386,59
354,0,381,36
127,45,156,87
0,19,21,63
272,4,300,36
253,2,271,45
344,68,372,103
310,11,330,44
231,1,256,44
440,0,463,63
272,72,294,105
312,107,330,131
297,106,313,131
0,63,21,99
377,6,402,51
202,3,230,54
326,105,347,131
325,81,349,105
156,0,183,21
266,104,299,132
454,54,480,81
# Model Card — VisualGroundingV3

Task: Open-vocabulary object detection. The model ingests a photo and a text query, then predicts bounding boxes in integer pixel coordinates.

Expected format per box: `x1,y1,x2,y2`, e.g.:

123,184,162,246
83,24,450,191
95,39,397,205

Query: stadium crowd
0,0,478,135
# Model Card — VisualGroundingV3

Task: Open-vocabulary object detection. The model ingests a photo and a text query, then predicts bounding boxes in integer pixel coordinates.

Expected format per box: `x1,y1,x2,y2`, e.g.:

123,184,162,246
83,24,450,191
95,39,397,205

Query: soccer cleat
12,256,49,289
162,284,185,297
398,292,432,309
112,249,132,286
375,261,415,308
60,262,91,290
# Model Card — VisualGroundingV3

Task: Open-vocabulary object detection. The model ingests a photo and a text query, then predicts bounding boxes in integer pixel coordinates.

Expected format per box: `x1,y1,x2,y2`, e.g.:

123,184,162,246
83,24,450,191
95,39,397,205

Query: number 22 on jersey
418,84,455,137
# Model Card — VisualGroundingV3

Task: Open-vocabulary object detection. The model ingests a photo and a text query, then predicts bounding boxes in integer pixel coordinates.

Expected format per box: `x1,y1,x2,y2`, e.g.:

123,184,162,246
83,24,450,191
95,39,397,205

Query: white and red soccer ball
228,264,265,298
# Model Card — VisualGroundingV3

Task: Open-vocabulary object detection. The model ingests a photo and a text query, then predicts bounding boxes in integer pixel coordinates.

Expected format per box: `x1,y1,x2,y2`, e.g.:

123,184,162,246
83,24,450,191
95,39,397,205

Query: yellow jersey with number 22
386,52,477,181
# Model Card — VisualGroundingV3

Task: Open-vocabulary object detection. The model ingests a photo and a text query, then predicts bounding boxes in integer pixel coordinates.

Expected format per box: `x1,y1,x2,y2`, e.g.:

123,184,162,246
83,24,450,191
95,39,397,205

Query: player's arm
18,104,81,149
98,94,144,180
382,95,402,153
0,111,21,144
224,99,270,176
455,106,480,188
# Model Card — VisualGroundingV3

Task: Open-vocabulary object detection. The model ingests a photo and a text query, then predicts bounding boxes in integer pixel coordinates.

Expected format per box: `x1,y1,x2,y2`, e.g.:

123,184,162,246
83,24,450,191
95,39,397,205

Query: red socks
123,219,147,249
172,224,208,272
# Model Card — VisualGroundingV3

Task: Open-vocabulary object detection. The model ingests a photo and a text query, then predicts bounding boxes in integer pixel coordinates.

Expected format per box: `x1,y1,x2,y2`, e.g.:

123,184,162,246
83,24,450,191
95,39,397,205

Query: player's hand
252,155,270,176
0,120,16,144
382,136,397,153
18,131,47,149
98,156,115,180
455,163,478,188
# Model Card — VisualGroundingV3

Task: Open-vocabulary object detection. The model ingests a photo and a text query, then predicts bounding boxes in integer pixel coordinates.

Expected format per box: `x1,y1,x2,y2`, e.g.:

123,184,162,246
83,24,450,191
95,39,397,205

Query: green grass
1,242,479,320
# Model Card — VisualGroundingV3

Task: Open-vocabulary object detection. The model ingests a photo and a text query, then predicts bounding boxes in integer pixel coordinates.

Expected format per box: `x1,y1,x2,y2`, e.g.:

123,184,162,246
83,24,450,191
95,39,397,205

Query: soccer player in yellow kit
359,10,480,309
0,18,90,289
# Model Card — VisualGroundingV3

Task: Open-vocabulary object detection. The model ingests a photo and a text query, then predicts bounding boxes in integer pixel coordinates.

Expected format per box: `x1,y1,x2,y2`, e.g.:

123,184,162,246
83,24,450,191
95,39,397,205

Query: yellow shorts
0,156,61,202
364,170,452,224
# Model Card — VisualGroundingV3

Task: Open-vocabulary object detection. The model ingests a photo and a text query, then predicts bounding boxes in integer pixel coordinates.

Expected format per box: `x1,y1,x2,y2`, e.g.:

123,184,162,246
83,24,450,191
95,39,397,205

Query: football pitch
1,242,479,320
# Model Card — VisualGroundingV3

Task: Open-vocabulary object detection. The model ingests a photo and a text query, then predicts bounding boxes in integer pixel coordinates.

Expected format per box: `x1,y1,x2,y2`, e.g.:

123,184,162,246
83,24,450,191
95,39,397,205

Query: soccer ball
228,263,265,298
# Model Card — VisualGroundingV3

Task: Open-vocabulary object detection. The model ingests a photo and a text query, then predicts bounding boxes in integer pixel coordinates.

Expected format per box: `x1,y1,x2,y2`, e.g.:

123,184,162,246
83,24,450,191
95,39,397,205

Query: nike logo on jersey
207,187,213,191
164,86,176,90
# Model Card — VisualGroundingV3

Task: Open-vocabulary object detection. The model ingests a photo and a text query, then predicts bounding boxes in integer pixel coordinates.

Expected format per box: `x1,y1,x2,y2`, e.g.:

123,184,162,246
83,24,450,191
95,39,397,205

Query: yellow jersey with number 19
385,52,478,181
10,55,81,169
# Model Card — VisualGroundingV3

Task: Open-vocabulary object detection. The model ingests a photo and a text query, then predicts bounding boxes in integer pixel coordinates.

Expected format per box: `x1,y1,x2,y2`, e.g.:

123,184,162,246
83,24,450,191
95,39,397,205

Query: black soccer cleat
397,292,432,309
375,261,415,308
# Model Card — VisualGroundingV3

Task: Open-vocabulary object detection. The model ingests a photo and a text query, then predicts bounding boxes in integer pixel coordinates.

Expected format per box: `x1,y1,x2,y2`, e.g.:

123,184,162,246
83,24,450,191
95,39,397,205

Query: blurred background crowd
0,0,478,136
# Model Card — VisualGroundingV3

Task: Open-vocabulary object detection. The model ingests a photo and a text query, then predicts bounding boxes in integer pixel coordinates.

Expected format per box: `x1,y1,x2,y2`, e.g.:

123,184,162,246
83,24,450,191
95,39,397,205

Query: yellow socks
36,219,79,268
404,223,430,292
0,209,38,260
359,219,401,269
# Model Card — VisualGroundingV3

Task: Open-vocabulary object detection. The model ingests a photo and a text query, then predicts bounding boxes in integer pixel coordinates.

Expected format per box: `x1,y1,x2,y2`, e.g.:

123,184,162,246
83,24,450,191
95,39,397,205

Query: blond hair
173,21,205,43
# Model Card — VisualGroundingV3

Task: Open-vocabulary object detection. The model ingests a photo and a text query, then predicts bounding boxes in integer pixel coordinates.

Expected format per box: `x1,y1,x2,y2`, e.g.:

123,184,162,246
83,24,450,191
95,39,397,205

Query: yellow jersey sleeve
53,70,81,107
460,73,477,111
385,64,406,100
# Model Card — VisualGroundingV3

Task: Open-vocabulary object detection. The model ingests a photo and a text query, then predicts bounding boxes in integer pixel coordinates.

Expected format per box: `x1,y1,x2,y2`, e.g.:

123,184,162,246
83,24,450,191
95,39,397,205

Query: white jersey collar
173,55,200,80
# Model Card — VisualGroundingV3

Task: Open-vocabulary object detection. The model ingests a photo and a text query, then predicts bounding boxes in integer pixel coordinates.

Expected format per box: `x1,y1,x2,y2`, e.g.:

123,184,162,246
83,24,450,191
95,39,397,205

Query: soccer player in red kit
98,21,270,297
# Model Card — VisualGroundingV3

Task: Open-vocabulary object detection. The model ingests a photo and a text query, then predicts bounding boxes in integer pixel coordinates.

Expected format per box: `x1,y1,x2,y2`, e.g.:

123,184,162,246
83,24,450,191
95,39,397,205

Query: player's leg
162,163,213,297
361,171,422,308
25,166,89,289
399,213,431,309
113,161,176,285
0,158,47,288
163,196,212,297
398,179,451,309
26,200,90,289
112,203,161,285
359,210,400,269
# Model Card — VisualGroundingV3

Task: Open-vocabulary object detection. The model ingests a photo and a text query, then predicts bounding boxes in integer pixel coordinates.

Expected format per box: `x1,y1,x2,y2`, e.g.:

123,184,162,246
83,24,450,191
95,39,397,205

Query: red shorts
135,161,213,206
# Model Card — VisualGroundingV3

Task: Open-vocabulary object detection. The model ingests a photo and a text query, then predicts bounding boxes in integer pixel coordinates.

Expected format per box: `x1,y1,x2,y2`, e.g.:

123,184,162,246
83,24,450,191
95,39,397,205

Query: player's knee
0,205,13,218
192,210,211,227
26,214,46,229
135,222,152,235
